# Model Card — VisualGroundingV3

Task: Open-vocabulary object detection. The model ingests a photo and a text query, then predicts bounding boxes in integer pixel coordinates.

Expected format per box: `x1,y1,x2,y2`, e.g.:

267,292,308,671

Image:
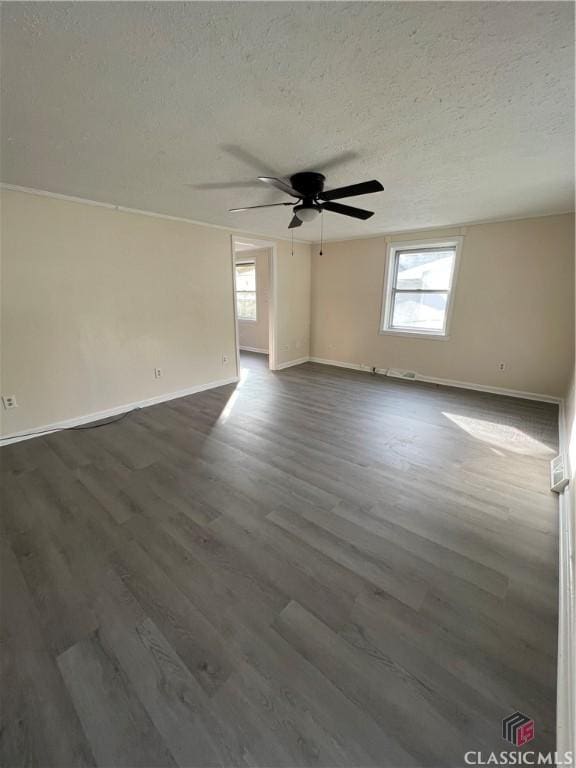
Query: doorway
231,235,277,374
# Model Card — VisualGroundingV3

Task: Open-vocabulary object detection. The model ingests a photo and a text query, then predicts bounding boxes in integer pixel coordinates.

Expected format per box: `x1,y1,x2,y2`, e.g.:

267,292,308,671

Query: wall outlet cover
2,395,18,409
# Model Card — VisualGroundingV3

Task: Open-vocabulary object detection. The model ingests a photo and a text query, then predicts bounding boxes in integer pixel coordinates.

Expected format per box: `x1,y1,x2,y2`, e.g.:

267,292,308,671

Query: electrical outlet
497,362,505,371
154,367,163,379
2,395,18,409
222,354,229,365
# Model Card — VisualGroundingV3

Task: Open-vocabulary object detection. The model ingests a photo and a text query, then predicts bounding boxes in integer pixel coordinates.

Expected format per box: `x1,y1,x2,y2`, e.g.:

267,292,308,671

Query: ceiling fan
228,172,384,228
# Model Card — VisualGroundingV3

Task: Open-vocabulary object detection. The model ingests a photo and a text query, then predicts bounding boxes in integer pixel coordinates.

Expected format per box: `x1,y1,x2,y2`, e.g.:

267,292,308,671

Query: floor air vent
550,454,569,493
386,369,417,381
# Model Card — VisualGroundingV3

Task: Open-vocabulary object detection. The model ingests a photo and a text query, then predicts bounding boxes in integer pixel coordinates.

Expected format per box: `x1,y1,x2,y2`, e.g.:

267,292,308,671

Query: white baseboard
416,373,561,404
275,356,310,370
0,375,239,446
239,346,269,354
309,357,561,404
309,357,364,372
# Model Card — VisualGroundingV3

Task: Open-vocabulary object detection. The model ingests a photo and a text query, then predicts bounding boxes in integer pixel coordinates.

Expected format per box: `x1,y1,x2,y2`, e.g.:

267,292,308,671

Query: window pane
395,249,455,290
236,263,256,291
391,291,447,331
237,292,257,320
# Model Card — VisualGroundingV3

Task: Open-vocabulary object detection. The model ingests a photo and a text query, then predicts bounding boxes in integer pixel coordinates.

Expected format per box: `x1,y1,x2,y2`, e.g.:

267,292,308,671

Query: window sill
379,328,450,341
238,318,258,324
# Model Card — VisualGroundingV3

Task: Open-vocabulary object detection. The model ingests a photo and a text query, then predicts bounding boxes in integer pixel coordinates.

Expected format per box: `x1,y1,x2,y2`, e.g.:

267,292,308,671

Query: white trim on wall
414,372,561,404
275,357,310,370
308,357,562,403
0,376,239,446
313,210,574,244
4,184,572,247
309,357,364,372
1,183,309,244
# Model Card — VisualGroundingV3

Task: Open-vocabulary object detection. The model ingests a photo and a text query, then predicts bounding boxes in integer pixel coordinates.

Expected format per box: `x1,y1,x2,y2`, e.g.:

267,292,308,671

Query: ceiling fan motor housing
290,172,326,200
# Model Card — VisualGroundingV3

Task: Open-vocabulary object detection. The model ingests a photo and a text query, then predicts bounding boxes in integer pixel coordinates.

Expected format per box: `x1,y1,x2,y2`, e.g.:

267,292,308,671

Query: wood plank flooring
0,352,559,767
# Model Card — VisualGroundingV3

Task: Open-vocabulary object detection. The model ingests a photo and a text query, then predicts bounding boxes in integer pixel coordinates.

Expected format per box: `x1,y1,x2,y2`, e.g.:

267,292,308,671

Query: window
381,239,461,338
235,261,257,321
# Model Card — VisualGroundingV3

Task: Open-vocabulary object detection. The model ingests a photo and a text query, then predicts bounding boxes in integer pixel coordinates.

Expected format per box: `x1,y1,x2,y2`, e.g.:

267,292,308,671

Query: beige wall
276,238,311,365
311,214,574,398
236,248,270,352
561,223,576,493
0,189,311,436
2,185,570,439
565,369,576,474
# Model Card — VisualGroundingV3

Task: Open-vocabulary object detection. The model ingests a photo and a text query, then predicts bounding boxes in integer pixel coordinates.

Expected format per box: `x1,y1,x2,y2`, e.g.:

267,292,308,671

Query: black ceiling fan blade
258,177,302,198
288,215,303,229
320,179,384,201
229,202,293,212
321,201,374,220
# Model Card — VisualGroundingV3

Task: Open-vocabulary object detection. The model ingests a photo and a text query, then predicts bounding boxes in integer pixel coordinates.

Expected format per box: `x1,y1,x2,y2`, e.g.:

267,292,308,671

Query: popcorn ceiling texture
1,2,574,241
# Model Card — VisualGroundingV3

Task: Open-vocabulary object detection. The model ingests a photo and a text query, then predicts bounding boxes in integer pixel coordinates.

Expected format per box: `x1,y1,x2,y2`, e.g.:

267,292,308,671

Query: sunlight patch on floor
218,369,249,423
442,411,554,457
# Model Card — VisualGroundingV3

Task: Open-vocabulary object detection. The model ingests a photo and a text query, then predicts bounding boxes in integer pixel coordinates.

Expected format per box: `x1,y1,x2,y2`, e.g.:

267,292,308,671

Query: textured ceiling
1,2,574,241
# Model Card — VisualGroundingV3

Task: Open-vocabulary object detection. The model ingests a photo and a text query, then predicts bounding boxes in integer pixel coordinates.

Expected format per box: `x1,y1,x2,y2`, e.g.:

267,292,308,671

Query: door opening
231,236,277,375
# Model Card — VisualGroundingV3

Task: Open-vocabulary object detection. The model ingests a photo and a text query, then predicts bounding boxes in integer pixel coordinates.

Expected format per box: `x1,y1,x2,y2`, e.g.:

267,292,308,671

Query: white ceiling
1,2,574,242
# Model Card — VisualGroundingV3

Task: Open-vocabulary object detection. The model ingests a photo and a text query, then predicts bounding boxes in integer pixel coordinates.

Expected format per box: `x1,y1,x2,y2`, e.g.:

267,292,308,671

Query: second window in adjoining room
236,261,257,322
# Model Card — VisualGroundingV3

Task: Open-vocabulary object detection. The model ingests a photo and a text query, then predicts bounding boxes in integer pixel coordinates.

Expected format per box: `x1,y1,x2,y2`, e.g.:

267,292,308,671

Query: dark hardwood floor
0,351,559,767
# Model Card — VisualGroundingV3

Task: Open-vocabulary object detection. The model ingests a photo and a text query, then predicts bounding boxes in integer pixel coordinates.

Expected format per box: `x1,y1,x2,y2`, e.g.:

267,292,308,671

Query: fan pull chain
291,228,294,256
319,210,324,255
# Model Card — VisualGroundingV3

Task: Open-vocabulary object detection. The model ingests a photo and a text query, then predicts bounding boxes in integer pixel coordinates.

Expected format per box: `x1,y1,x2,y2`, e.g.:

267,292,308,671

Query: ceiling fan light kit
293,204,321,222
229,170,384,229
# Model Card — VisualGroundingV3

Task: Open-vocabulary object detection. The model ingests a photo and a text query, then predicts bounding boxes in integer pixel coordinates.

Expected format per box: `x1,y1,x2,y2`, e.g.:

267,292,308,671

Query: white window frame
379,237,463,340
235,259,258,323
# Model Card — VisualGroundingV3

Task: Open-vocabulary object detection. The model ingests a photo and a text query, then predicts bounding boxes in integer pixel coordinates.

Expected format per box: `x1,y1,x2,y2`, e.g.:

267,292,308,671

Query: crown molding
3,182,571,248
0,183,311,245
314,209,574,245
